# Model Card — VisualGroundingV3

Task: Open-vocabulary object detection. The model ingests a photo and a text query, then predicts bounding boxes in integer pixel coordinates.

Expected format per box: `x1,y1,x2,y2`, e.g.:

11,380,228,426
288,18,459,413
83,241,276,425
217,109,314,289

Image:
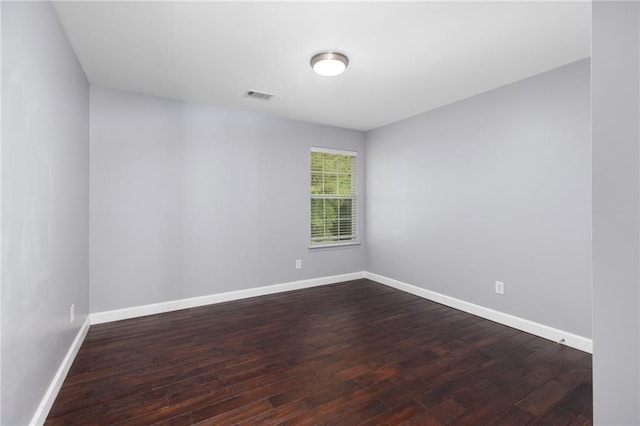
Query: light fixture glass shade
310,52,349,77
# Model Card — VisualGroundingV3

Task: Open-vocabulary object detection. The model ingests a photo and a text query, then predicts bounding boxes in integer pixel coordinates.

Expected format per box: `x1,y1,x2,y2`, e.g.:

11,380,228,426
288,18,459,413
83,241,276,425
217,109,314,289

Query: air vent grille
245,90,275,101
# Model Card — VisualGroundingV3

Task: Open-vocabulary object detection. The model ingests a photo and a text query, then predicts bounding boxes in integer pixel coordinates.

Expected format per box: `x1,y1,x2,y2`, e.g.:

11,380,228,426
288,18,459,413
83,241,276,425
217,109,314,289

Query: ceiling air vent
244,90,275,101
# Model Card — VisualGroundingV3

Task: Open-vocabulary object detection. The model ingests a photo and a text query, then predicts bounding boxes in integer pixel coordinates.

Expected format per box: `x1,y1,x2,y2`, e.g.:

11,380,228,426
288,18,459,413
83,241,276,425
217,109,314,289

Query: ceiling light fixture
310,52,349,77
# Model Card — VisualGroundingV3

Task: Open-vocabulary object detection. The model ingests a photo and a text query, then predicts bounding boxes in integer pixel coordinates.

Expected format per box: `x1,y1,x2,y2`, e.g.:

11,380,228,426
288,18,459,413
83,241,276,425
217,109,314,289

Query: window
310,148,357,246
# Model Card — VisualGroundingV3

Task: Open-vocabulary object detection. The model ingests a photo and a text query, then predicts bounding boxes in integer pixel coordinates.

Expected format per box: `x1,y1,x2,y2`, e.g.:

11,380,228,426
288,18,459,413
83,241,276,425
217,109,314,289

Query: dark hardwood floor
46,279,592,425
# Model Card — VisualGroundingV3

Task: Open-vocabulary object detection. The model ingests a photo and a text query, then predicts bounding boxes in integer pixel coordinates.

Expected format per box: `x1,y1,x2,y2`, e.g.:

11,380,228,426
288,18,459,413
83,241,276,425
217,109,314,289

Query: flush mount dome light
310,52,349,76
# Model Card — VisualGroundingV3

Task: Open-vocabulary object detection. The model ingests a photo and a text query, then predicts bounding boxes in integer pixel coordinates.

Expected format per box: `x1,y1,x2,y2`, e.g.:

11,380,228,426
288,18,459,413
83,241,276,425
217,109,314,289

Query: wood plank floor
46,279,592,425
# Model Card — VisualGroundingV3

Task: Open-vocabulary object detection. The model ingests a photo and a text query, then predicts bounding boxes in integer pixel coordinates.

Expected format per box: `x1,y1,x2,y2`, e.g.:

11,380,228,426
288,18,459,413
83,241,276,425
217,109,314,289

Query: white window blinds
310,148,357,245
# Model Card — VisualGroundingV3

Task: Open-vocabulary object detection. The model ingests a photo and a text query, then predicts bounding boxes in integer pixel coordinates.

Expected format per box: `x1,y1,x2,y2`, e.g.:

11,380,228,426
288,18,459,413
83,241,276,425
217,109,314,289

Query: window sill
309,242,361,250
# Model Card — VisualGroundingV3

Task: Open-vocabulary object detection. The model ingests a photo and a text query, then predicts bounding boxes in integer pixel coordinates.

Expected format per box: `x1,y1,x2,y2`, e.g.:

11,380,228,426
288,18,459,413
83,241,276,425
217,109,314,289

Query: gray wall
366,59,592,338
592,2,640,424
90,87,366,313
1,2,89,425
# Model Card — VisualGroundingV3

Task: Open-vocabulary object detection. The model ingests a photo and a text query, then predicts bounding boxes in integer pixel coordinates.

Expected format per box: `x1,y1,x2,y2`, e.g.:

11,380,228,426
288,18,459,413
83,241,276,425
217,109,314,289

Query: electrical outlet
495,281,505,295
295,259,302,269
70,304,75,323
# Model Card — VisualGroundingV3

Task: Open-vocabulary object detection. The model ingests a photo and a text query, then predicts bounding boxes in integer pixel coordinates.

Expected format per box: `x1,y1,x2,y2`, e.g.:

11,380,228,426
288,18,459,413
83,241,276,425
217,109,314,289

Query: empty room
2,1,639,425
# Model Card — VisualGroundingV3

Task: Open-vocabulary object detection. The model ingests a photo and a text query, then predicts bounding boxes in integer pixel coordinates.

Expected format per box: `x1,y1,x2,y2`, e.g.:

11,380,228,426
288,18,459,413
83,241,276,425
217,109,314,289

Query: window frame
310,147,358,248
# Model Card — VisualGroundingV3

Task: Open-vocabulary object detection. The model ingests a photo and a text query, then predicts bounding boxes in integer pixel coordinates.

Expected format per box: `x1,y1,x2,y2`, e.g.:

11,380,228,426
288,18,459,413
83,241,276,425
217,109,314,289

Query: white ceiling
53,1,591,132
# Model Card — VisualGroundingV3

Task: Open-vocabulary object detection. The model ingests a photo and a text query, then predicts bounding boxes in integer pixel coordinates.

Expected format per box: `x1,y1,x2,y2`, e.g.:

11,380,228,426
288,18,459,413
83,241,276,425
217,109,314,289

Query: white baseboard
91,271,592,353
30,316,91,426
365,272,593,354
91,271,367,325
